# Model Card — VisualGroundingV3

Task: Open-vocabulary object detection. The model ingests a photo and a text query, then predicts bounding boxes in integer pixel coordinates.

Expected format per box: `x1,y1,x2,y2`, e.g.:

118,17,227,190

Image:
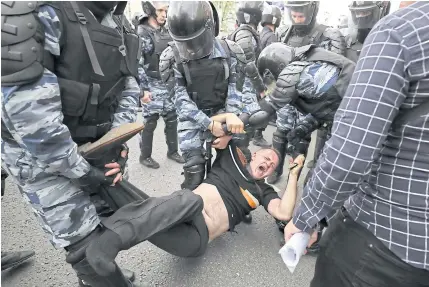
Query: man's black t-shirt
203,144,279,230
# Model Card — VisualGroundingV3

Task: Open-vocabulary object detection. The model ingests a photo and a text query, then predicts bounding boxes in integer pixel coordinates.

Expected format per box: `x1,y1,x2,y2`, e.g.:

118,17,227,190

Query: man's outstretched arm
267,155,305,220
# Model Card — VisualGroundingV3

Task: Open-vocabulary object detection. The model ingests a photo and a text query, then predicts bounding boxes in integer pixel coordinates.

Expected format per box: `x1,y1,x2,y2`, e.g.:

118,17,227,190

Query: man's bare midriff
193,183,230,242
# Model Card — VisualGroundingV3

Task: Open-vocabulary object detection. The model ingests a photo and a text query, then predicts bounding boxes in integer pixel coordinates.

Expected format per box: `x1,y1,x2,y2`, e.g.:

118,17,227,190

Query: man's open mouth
257,164,267,174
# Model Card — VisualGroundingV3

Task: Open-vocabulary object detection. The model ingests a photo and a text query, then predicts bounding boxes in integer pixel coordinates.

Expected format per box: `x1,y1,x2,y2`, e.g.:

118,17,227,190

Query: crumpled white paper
278,232,310,273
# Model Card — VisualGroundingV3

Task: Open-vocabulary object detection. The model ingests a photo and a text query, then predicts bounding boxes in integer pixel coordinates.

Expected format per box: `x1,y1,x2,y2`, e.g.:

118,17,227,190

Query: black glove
116,144,129,174
73,166,113,188
287,117,320,146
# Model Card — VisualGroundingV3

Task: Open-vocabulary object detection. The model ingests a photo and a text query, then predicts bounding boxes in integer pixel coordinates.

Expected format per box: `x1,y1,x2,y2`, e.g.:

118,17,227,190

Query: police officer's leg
252,125,270,148
267,128,289,185
267,106,297,184
178,119,206,190
163,106,185,163
139,113,160,169
1,152,137,286
232,132,252,162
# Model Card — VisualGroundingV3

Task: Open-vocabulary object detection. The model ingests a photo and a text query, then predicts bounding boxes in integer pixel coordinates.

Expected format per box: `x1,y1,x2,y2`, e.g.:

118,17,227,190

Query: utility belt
200,106,224,118
73,122,112,145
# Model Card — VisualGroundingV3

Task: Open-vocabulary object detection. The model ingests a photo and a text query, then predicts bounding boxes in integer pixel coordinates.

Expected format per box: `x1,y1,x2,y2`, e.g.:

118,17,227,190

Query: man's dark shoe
1,251,35,270
267,171,281,184
276,219,289,233
78,268,135,286
139,156,160,169
167,152,185,164
242,213,252,224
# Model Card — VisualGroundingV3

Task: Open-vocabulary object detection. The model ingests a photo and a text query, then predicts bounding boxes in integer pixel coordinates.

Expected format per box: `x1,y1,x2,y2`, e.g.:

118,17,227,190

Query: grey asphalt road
1,117,317,287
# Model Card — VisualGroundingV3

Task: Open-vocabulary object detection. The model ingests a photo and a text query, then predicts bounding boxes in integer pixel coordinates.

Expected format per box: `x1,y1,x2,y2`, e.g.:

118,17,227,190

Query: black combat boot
252,129,270,148
1,250,35,270
164,112,185,164
140,115,160,169
267,130,288,184
78,269,136,286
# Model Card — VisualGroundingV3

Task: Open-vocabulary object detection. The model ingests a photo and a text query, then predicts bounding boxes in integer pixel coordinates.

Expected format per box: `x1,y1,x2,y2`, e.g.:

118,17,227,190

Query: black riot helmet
261,3,282,28
285,1,319,28
168,1,218,61
257,43,295,80
236,1,263,27
84,2,119,21
349,1,390,29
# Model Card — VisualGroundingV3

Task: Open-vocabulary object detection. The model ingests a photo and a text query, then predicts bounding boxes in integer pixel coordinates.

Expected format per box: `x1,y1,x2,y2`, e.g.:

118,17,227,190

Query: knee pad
182,150,206,168
273,128,289,141
164,111,177,123
143,114,160,133
181,164,206,190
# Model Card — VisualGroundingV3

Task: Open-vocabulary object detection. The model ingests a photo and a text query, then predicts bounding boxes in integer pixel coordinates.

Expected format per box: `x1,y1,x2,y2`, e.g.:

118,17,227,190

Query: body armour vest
46,2,140,145
284,23,328,48
260,26,275,50
171,41,230,114
228,25,262,62
138,24,172,79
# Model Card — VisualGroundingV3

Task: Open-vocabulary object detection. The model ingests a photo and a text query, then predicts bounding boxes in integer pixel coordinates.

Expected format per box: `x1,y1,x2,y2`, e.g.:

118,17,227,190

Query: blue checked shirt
293,2,429,270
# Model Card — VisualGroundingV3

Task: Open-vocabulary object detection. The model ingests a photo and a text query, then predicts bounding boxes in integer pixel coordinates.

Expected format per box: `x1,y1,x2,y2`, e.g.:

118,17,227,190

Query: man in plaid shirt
285,2,429,286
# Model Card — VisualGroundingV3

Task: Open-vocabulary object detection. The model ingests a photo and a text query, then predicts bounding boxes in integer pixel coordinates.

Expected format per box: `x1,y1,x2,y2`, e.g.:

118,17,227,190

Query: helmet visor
172,29,214,60
349,1,380,29
285,1,315,26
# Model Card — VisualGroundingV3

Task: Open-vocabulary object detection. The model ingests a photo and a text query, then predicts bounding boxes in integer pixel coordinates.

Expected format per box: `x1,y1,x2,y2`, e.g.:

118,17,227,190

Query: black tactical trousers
311,208,429,287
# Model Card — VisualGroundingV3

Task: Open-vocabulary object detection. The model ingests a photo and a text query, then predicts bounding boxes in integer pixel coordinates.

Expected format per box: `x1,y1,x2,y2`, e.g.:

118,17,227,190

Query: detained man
82,112,306,277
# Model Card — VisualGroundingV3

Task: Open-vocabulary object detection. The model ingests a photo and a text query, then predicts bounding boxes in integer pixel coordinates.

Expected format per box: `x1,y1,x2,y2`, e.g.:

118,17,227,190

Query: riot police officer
228,1,270,149
257,43,355,169
137,1,184,169
269,1,346,185
2,2,143,286
159,1,259,191
277,1,345,53
345,1,390,62
256,43,355,251
260,3,282,50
